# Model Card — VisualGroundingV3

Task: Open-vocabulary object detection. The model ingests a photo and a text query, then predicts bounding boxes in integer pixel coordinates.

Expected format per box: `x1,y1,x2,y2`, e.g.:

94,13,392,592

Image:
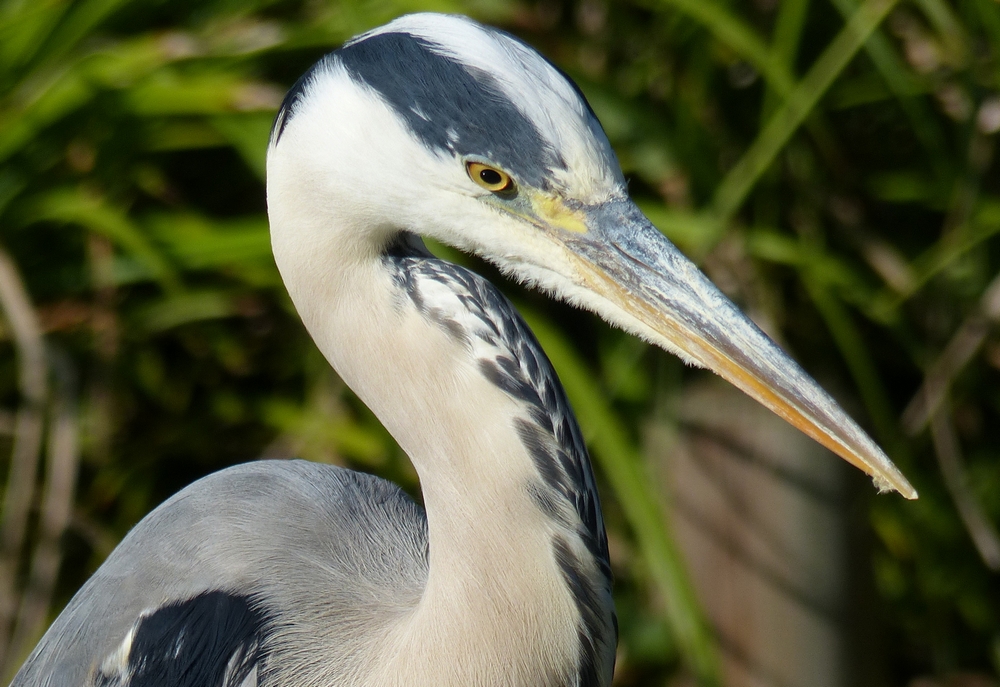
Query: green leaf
21,187,181,292
211,113,274,180
649,0,794,98
137,289,237,331
0,68,92,164
125,71,281,116
712,0,901,221
144,213,272,271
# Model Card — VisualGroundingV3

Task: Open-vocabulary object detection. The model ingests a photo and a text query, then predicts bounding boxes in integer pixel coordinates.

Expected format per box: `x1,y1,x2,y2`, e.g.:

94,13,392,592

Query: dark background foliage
1,0,999,684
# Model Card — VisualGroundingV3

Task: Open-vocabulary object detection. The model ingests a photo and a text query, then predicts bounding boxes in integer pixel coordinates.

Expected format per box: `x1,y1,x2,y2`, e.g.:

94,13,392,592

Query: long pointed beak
562,199,916,499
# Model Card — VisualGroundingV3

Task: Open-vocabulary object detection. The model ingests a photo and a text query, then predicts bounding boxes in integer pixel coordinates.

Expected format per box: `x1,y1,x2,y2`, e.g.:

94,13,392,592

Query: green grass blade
827,0,949,177
972,0,1000,47
0,68,92,165
760,0,810,121
911,0,966,54
138,290,237,331
21,188,182,292
211,114,275,181
880,198,1000,308
650,0,795,97
30,0,134,69
772,0,810,66
801,274,909,462
0,0,71,71
713,0,900,221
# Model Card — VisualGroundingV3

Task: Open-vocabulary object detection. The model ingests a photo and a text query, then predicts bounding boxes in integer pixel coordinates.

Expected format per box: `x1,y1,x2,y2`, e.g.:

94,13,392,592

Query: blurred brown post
652,379,852,687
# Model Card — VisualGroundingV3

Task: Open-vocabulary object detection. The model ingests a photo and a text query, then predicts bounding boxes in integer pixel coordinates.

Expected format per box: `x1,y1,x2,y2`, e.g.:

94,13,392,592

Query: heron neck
271,219,612,685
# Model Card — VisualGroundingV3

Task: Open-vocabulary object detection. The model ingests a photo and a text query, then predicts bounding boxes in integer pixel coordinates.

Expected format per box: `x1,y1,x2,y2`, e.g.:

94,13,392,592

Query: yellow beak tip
873,474,918,500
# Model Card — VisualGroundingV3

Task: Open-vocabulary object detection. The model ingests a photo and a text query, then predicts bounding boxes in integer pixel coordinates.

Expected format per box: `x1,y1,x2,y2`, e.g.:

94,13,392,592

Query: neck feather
272,206,615,686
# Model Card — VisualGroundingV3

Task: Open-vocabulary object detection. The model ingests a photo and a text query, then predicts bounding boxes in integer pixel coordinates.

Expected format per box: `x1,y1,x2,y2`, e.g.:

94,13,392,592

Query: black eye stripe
332,32,568,187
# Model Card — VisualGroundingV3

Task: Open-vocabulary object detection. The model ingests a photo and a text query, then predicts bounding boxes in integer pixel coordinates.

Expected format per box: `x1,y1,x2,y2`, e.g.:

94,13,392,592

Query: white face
267,13,626,282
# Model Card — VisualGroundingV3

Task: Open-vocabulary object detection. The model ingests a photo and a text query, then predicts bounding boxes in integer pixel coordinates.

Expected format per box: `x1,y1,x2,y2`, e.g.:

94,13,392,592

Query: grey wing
10,460,428,687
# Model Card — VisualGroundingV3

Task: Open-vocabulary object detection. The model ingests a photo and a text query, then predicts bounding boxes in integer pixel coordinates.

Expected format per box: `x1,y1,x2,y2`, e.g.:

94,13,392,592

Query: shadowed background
0,0,998,685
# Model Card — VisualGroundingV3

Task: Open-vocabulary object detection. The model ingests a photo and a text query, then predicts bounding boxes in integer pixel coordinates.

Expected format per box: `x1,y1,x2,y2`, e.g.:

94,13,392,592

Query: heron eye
467,162,514,194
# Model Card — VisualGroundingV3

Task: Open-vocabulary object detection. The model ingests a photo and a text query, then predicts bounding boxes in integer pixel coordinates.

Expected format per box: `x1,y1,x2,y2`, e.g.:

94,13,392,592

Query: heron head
266,13,915,499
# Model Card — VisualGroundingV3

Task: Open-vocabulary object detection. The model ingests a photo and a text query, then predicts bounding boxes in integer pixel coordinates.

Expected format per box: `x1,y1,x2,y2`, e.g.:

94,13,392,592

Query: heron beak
555,198,916,499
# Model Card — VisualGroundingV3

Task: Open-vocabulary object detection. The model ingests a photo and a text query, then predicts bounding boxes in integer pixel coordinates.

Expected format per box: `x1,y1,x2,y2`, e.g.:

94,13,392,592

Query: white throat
267,130,582,687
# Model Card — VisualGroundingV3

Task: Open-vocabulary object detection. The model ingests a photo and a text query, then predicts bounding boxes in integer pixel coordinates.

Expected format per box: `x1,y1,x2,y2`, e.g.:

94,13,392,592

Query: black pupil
479,169,503,187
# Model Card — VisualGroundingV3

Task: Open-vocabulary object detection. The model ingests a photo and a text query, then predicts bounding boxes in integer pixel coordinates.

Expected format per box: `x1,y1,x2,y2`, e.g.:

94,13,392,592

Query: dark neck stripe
382,243,616,686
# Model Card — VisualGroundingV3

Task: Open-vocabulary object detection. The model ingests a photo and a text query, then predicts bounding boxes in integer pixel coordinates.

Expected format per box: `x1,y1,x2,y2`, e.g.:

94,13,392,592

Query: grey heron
11,13,915,687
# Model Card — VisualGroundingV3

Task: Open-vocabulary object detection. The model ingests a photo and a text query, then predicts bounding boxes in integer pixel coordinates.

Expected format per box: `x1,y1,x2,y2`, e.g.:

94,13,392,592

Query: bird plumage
382,234,615,683
15,461,428,686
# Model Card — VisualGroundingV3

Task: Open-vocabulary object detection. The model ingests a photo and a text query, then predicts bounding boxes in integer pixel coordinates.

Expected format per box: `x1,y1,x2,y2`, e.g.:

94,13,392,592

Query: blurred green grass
1,0,1000,684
